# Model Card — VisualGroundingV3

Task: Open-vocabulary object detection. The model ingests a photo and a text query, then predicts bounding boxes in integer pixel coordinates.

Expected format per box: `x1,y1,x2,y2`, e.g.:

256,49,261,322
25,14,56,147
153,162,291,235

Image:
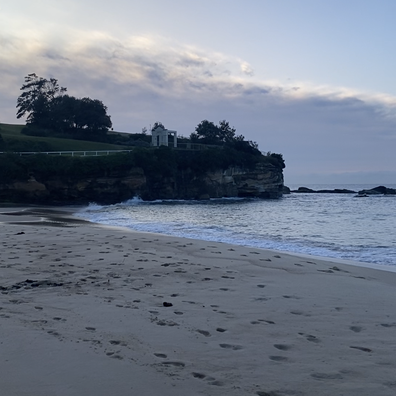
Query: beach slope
1,208,396,396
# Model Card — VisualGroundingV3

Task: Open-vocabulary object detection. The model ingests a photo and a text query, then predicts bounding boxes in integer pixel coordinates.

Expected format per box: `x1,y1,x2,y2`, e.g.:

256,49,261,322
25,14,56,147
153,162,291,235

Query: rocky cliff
0,162,284,204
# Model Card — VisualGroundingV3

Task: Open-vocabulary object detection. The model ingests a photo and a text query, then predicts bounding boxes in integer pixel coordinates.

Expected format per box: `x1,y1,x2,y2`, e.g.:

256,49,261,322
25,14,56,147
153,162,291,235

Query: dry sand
1,207,396,396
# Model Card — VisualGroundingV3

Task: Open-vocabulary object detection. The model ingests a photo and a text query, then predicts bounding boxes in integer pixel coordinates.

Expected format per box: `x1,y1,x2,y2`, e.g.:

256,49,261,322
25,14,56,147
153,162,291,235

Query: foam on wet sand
1,207,396,396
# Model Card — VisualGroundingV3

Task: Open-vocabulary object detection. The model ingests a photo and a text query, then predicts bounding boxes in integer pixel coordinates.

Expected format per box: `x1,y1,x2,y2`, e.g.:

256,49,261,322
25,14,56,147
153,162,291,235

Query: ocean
75,184,396,269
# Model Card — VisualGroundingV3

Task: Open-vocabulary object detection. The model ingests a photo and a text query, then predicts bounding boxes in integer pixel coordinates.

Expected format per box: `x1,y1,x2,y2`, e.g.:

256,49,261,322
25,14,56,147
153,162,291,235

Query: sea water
75,184,396,268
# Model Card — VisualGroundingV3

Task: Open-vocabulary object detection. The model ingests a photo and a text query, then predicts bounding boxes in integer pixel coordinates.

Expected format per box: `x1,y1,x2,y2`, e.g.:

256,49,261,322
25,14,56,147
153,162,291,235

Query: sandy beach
1,207,396,396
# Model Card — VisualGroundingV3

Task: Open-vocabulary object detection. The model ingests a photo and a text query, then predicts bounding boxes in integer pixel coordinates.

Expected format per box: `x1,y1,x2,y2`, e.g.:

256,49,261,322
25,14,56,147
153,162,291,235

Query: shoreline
1,207,396,395
2,205,395,273
72,206,396,274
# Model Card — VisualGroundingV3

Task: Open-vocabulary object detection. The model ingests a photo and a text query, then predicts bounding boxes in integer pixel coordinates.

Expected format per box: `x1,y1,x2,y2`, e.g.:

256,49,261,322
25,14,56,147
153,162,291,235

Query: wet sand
1,207,396,396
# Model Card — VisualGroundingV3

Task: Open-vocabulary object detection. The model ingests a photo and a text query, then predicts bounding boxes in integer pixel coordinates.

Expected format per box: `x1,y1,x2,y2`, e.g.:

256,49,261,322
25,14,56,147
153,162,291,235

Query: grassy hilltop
0,123,128,152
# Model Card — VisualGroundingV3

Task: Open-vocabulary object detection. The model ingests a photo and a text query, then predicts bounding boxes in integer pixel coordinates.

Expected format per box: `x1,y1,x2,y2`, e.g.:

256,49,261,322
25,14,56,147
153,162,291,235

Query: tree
190,120,221,144
151,122,165,131
16,73,67,127
218,120,237,143
0,133,5,150
73,97,112,137
49,95,79,132
190,119,261,155
191,119,237,145
17,74,112,140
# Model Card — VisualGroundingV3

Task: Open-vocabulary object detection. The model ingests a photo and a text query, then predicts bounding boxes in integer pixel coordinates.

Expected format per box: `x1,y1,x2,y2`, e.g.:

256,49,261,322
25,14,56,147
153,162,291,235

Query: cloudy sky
1,1,396,184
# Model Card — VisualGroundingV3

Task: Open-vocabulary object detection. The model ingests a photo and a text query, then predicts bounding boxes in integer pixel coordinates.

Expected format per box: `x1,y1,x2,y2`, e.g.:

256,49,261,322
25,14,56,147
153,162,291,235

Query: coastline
1,207,396,395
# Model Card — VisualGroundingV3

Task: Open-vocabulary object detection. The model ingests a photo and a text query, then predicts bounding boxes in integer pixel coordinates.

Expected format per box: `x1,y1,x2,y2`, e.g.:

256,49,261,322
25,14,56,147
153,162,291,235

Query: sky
1,0,396,184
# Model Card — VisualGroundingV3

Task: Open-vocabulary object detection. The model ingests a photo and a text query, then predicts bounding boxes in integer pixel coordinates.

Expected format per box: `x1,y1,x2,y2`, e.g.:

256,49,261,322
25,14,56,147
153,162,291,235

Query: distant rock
295,187,315,193
316,189,357,194
358,186,396,195
292,187,356,194
291,185,396,195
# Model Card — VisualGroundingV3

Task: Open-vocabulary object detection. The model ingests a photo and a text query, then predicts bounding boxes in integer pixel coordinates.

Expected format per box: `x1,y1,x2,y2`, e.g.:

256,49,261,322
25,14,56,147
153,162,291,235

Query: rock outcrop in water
0,162,284,204
289,186,396,195
292,187,356,194
357,186,396,195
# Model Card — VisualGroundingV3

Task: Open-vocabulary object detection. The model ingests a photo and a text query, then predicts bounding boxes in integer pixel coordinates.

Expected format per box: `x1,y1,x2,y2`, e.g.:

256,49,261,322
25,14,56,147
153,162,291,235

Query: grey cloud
41,50,70,61
176,56,206,68
307,96,365,109
243,87,270,96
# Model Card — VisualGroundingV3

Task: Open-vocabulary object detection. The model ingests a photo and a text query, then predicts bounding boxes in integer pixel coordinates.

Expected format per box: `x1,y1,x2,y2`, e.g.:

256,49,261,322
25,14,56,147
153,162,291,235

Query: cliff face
143,162,283,201
0,162,284,204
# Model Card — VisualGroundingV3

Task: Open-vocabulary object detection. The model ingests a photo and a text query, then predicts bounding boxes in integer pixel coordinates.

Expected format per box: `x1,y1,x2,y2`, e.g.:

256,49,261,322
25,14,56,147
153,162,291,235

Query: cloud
1,28,396,182
240,61,254,76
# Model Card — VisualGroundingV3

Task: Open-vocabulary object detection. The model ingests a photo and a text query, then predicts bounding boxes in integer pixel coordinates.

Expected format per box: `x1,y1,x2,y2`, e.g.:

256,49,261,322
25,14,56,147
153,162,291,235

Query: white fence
0,143,221,157
1,150,135,157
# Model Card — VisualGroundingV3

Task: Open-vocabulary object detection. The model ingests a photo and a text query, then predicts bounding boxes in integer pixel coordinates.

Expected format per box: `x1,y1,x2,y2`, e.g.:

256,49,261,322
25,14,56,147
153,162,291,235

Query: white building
151,127,178,148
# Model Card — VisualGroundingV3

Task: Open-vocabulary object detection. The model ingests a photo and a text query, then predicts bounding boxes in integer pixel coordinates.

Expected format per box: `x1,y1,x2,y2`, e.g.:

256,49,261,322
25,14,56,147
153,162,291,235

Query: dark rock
0,161,285,204
292,187,356,194
163,302,173,307
295,187,315,193
358,186,396,195
316,189,356,194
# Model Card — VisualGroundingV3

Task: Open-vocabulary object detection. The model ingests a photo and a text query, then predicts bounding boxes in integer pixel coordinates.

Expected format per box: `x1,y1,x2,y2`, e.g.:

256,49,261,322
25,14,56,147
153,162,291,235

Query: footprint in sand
208,380,224,386
350,326,363,333
196,329,211,337
219,343,243,350
380,323,396,328
162,361,185,367
311,372,343,380
274,344,292,351
269,356,288,362
106,352,123,360
350,346,372,353
299,332,320,343
154,353,167,358
156,319,178,327
109,340,127,346
290,310,310,316
192,373,224,386
259,319,276,324
192,372,206,379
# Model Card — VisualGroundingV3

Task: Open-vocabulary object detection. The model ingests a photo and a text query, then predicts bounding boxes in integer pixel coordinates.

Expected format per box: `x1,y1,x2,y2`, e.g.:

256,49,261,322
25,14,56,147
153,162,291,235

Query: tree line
16,73,112,140
14,73,283,167
152,119,261,155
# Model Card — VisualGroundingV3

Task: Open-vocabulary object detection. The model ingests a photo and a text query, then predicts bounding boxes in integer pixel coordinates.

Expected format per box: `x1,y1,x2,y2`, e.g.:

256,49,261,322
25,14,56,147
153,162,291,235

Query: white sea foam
75,185,396,267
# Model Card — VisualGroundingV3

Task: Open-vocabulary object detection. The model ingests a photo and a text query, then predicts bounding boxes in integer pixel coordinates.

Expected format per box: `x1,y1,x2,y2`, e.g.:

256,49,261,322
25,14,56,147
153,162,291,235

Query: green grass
0,123,24,136
0,123,127,151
